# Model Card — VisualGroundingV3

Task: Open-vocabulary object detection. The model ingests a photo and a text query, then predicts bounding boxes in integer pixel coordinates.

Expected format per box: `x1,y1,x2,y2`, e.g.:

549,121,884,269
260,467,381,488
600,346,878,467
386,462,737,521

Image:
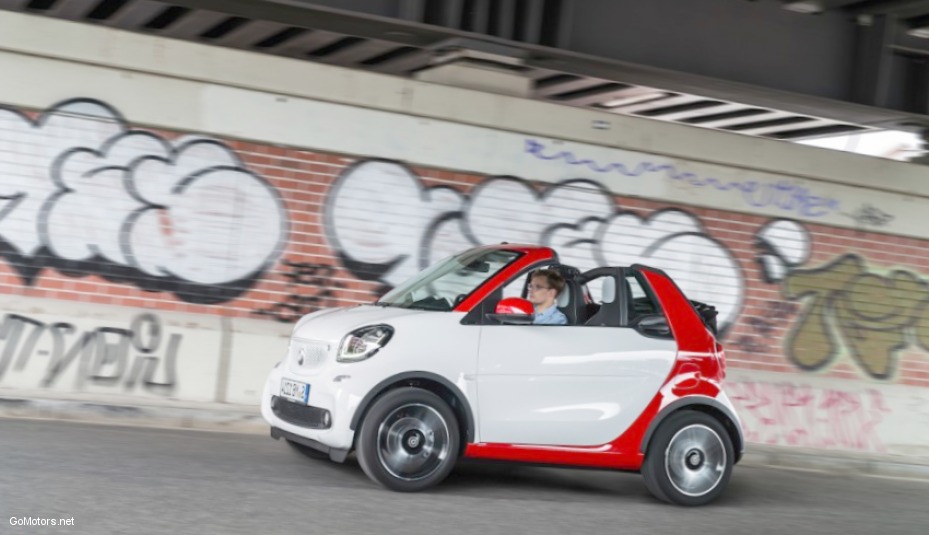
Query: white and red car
261,244,743,505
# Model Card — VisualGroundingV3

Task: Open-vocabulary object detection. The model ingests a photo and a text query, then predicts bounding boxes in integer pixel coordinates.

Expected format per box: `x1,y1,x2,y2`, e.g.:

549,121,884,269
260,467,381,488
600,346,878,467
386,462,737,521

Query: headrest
556,286,571,307
601,277,616,304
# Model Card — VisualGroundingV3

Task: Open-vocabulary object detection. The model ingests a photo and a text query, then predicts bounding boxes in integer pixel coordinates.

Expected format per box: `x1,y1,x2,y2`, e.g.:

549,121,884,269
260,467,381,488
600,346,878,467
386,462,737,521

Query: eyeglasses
527,284,551,291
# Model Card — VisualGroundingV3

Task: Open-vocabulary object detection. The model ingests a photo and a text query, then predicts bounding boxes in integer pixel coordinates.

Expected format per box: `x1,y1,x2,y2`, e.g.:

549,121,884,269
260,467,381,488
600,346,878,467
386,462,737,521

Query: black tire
355,387,460,492
641,411,734,506
286,439,331,461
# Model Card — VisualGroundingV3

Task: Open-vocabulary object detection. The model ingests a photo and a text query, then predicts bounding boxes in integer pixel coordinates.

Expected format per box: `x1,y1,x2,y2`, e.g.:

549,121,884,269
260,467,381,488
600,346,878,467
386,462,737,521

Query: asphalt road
2,419,928,535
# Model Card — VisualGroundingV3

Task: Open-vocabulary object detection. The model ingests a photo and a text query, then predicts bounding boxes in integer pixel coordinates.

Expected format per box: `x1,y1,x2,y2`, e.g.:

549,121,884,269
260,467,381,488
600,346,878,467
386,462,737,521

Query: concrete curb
0,396,266,435
740,445,929,480
4,395,929,481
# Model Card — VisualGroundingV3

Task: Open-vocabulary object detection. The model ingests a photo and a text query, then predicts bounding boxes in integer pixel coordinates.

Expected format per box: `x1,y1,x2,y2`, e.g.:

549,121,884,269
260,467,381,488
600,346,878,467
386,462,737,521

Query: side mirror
485,297,534,325
632,314,672,338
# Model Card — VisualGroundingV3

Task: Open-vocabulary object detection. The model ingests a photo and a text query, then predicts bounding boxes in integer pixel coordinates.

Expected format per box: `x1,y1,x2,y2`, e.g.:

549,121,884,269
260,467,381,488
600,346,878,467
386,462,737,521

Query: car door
475,269,678,447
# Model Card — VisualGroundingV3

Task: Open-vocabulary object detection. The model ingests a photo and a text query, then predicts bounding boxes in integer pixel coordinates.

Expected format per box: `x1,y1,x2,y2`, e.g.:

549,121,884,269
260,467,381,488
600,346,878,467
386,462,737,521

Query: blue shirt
534,305,568,325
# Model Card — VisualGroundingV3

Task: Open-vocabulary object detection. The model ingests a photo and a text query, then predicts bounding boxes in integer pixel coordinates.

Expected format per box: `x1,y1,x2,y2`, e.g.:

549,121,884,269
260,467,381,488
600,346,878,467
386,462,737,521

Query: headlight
337,325,394,363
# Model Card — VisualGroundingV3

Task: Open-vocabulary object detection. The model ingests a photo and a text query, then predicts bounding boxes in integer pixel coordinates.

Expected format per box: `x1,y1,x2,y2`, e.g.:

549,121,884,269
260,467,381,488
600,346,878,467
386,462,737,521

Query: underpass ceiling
3,0,929,144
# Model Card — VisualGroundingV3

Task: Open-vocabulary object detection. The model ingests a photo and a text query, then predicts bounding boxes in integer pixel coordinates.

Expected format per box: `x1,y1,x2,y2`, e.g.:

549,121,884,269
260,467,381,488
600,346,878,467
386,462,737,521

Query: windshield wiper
404,302,451,312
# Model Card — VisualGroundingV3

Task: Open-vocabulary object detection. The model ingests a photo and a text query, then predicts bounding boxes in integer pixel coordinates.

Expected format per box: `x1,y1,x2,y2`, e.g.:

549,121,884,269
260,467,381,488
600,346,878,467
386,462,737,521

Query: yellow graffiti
917,305,929,353
784,254,929,379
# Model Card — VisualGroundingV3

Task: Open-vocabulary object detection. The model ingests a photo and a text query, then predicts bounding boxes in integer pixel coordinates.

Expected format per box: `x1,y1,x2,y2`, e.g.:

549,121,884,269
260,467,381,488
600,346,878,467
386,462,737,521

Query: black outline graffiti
419,210,468,263
0,98,123,283
755,218,812,284
324,160,745,334
252,260,346,322
459,175,613,254
844,204,895,228
731,301,798,354
591,209,745,337
0,312,179,394
0,98,288,304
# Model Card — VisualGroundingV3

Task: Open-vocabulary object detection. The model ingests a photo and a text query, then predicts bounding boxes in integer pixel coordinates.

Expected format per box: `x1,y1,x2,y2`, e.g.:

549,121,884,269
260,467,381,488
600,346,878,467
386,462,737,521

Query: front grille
271,396,331,429
288,338,331,370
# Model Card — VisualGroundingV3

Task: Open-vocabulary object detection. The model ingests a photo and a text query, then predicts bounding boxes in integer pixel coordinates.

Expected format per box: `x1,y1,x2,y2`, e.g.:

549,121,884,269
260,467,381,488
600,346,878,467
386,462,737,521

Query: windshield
378,249,522,311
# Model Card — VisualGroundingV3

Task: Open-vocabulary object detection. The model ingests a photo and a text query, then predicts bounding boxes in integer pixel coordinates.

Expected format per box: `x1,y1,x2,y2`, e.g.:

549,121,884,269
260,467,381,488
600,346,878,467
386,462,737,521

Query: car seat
583,276,632,327
550,265,582,326
555,283,577,325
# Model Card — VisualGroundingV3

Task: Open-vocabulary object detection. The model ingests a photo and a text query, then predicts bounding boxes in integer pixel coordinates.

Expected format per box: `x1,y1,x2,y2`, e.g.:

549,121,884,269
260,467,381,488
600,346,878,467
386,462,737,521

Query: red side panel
639,268,717,357
464,266,723,470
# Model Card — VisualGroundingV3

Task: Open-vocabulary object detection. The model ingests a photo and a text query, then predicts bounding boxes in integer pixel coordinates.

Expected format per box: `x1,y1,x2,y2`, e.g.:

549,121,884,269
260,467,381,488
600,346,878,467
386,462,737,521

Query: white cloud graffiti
755,219,812,282
0,99,287,302
464,177,615,247
0,100,124,258
595,210,744,329
325,160,464,287
325,160,745,332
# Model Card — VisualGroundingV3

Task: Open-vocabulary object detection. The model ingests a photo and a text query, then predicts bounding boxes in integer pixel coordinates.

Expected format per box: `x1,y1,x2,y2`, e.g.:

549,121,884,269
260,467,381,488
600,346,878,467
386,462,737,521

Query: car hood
291,305,435,343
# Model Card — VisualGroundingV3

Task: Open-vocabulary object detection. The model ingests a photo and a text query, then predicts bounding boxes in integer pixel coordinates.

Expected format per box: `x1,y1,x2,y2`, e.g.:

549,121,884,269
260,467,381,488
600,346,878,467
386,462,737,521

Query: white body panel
476,325,677,446
261,304,686,451
261,305,479,450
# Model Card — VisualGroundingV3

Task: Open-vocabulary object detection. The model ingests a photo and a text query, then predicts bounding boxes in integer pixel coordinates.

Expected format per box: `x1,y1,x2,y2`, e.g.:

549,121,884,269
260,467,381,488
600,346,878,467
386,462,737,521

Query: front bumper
269,426,349,462
260,362,371,459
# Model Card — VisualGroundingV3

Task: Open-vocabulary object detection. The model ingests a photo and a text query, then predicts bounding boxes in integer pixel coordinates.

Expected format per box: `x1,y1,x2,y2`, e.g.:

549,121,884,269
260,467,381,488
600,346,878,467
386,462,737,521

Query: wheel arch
640,397,744,464
350,371,475,451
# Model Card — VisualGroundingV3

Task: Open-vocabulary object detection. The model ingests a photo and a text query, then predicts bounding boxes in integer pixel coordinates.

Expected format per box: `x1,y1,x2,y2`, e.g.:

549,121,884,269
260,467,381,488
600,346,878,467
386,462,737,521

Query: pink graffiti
728,381,891,453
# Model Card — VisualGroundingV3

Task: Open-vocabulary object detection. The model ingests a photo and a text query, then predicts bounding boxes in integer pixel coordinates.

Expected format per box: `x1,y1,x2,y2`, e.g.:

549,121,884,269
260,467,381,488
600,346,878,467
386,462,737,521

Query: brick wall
2,101,928,389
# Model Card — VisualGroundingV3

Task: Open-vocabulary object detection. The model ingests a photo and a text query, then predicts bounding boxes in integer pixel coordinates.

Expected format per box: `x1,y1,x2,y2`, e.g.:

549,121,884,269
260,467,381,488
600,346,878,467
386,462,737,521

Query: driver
527,269,568,325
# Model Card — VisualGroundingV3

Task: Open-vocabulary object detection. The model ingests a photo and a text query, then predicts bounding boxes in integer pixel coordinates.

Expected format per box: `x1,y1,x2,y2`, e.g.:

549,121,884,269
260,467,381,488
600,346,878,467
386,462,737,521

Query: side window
577,274,618,327
576,269,663,328
495,264,575,326
500,272,528,299
498,263,560,299
626,274,659,323
584,277,604,305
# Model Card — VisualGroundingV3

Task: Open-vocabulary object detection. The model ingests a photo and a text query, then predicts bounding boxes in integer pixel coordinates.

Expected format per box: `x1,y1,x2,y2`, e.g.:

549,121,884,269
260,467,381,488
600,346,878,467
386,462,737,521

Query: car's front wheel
641,411,734,506
356,387,460,492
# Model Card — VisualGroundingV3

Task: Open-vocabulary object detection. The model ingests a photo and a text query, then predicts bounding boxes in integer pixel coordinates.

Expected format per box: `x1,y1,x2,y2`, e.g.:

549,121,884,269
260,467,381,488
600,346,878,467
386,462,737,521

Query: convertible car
261,244,743,506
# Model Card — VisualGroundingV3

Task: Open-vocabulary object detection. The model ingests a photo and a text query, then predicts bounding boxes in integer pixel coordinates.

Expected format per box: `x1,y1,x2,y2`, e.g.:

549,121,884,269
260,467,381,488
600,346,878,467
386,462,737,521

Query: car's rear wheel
642,411,734,506
356,387,460,492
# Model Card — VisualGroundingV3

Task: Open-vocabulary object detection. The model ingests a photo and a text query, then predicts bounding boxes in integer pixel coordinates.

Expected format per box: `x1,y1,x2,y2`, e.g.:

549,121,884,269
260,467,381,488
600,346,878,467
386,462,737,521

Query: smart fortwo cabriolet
261,244,743,505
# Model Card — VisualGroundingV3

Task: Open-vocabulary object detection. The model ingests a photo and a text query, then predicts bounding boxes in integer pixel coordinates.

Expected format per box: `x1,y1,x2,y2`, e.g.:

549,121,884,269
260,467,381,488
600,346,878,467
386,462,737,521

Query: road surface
2,419,927,535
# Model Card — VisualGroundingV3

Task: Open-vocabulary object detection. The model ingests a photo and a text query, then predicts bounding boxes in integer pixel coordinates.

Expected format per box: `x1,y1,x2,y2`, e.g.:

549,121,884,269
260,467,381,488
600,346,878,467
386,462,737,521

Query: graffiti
524,139,841,217
731,301,798,354
252,261,345,322
729,380,891,452
757,219,929,379
325,160,745,332
0,312,179,394
755,219,811,283
0,98,288,304
753,218,929,381
844,203,895,228
782,254,929,380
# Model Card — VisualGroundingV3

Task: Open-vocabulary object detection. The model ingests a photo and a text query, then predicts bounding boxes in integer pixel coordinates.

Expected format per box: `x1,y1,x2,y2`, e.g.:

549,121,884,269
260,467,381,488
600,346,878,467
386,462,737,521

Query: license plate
280,378,310,405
